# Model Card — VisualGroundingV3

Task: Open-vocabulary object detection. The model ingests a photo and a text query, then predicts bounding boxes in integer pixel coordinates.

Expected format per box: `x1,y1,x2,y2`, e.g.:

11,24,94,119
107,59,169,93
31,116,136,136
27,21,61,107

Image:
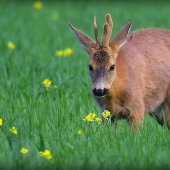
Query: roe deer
69,14,170,130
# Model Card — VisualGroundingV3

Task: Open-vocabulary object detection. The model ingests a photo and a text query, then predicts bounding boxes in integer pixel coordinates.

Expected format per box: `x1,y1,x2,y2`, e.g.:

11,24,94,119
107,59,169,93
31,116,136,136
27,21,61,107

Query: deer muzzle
93,88,109,97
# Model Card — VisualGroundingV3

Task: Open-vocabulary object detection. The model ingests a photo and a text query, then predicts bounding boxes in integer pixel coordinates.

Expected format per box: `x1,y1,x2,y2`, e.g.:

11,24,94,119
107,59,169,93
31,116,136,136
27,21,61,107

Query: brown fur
69,14,170,130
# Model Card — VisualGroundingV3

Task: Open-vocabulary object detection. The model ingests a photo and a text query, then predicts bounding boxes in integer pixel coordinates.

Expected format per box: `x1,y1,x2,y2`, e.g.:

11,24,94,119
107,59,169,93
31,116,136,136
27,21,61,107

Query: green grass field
1,1,170,169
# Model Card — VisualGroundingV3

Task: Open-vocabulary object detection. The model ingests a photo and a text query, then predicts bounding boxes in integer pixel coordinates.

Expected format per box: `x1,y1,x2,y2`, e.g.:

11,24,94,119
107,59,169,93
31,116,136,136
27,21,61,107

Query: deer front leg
127,108,144,131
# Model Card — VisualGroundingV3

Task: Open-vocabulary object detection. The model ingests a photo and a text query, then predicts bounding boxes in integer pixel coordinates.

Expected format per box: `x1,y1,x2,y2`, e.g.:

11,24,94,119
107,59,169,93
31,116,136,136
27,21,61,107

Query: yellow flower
54,85,57,89
43,150,52,160
83,113,96,122
42,79,51,88
39,151,44,157
55,50,63,57
33,1,42,9
55,48,73,57
20,148,28,154
51,13,59,20
102,110,111,120
95,118,102,124
7,41,15,49
63,48,73,57
9,127,17,134
39,150,52,160
78,130,83,135
0,119,2,126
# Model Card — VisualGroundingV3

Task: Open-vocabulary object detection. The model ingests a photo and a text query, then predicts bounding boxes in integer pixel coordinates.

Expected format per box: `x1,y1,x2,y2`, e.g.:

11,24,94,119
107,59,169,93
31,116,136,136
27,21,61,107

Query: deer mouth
92,88,109,98
95,95,106,98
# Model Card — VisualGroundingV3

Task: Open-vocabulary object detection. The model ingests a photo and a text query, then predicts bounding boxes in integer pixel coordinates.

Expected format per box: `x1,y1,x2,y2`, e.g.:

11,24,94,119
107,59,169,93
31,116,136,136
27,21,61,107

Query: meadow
0,0,170,169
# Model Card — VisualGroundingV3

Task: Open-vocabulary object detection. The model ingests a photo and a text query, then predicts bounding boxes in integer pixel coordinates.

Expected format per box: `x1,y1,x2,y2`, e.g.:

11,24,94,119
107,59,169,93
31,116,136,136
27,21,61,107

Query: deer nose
93,88,109,97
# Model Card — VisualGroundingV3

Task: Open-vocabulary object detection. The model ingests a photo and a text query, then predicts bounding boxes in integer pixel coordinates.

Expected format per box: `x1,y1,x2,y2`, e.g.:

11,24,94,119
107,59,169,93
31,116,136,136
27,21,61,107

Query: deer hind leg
163,102,170,129
163,86,170,129
149,85,170,129
163,87,170,129
150,102,170,129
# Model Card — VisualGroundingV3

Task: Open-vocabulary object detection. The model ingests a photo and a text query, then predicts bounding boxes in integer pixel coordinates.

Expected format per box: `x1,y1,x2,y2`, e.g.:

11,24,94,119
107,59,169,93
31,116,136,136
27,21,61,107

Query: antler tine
94,16,100,48
101,14,113,48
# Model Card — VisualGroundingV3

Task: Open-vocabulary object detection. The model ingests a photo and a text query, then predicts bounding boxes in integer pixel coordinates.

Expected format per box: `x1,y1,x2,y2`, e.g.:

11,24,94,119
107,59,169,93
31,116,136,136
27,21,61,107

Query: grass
0,0,170,169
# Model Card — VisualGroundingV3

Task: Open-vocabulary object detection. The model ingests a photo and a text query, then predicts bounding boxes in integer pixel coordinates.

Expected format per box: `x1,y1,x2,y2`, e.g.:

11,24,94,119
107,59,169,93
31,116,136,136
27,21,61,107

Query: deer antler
94,16,100,49
101,14,113,48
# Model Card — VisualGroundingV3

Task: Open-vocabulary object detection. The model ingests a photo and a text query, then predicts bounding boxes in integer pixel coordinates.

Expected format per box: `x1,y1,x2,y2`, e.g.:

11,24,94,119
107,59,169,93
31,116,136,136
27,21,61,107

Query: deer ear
69,24,96,54
110,19,132,49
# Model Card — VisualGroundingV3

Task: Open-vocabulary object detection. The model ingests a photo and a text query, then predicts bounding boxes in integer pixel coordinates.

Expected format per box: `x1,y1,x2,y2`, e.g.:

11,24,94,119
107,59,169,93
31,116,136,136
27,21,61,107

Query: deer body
94,28,170,127
69,14,170,130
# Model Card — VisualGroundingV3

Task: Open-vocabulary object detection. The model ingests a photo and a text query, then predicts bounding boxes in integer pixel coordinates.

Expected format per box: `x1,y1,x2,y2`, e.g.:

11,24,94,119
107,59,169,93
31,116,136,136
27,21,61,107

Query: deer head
69,14,132,98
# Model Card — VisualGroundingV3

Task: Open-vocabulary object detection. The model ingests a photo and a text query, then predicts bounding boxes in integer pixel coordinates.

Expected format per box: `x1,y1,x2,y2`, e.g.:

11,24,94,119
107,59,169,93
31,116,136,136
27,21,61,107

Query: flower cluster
42,79,57,91
102,110,111,120
55,48,73,57
10,127,17,134
83,113,96,122
80,113,103,136
42,79,51,88
33,1,43,9
39,150,52,160
20,148,28,154
78,130,83,135
83,113,102,125
7,41,15,50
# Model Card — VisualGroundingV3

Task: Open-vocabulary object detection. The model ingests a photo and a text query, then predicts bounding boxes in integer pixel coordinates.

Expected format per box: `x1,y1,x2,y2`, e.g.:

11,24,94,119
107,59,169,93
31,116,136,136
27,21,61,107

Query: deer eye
88,65,93,71
110,65,115,71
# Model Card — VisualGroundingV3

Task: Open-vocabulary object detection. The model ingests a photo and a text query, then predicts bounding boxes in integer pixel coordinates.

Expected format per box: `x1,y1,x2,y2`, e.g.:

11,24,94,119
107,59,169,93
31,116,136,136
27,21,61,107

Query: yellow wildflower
7,41,15,50
9,127,17,134
0,119,2,125
95,118,102,124
53,85,57,89
33,1,43,9
83,113,96,122
39,150,52,160
63,48,73,57
55,48,73,57
78,130,83,135
20,148,28,154
39,151,44,157
42,79,51,88
55,50,63,57
102,110,111,120
51,13,59,20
